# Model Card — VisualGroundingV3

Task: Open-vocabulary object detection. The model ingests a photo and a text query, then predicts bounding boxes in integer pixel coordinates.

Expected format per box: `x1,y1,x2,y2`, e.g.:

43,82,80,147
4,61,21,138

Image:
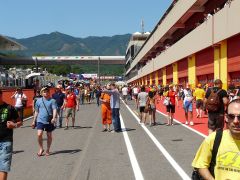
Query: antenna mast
141,19,144,34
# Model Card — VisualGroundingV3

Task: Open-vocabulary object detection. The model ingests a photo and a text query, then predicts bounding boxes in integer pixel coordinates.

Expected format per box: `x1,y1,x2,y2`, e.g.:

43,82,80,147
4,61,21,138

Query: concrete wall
127,0,240,83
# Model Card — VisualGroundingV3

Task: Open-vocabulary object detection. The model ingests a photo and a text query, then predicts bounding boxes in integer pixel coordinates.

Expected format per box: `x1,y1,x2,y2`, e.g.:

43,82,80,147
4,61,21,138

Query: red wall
178,58,188,78
1,88,55,108
196,47,214,76
166,65,173,79
158,69,163,80
228,34,240,73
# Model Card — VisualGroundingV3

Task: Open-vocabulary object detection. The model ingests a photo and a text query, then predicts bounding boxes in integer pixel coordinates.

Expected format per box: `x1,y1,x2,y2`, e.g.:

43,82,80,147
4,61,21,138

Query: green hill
9,32,131,76
16,32,131,56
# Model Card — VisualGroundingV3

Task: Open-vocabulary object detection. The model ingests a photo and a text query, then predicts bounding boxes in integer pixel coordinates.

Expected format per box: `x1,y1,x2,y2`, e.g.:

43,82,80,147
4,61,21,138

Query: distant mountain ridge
13,32,131,56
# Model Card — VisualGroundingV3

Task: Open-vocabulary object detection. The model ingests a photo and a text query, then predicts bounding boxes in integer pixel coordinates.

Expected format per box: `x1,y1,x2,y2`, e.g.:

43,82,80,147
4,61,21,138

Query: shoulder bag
42,98,53,123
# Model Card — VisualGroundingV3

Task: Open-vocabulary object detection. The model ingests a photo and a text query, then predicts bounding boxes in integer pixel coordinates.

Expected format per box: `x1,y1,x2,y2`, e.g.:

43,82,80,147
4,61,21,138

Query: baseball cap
40,87,49,95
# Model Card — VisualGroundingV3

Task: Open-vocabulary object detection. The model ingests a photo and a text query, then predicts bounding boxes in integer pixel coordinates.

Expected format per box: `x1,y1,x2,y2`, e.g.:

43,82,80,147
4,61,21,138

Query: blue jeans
112,108,121,131
56,106,63,127
0,141,13,172
80,94,84,105
96,97,100,106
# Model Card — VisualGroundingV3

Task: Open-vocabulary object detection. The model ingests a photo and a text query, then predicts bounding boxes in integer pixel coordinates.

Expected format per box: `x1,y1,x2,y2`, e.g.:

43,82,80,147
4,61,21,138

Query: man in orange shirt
100,85,112,132
63,86,79,129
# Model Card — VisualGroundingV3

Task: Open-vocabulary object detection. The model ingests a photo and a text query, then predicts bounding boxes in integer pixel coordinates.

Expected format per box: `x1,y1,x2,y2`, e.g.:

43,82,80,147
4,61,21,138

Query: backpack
206,89,221,112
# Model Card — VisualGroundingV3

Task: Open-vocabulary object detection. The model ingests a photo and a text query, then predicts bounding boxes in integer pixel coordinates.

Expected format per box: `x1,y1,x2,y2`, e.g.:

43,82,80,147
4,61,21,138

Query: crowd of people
1,78,240,179
119,79,240,179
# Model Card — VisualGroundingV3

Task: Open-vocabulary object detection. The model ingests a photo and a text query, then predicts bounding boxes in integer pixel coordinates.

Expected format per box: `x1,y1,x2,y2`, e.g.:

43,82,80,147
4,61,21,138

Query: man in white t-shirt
133,86,139,105
137,86,148,123
121,85,128,104
11,87,27,121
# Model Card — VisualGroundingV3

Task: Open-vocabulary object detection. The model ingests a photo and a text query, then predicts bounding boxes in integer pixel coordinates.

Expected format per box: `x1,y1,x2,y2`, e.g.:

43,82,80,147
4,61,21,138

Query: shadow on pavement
73,126,93,129
172,139,183,142
21,125,32,128
51,149,82,155
121,128,136,132
13,150,24,154
192,122,205,125
155,122,167,126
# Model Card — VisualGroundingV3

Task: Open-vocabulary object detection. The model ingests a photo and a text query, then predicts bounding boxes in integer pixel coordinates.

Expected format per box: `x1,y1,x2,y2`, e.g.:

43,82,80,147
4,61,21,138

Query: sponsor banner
80,74,98,79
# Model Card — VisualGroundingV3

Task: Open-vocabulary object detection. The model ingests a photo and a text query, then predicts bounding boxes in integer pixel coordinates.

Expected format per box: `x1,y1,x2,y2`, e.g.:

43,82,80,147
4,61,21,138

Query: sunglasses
226,114,240,121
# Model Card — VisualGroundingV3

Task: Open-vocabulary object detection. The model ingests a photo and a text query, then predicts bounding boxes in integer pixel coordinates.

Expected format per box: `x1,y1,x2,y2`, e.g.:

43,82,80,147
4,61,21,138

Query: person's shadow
51,149,82,155
72,126,92,129
13,150,24,154
121,128,136,132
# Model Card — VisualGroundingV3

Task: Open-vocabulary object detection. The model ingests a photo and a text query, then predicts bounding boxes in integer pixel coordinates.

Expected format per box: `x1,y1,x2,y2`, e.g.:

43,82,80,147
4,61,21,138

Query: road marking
23,116,33,122
156,110,207,138
120,114,144,180
123,102,191,180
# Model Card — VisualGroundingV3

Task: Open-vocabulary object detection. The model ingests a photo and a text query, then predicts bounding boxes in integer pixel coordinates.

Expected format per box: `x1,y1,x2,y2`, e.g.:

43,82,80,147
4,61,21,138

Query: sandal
45,152,50,156
37,149,44,157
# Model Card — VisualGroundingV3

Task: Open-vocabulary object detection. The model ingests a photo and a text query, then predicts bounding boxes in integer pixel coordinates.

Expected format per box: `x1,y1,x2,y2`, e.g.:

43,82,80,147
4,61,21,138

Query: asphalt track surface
8,99,205,180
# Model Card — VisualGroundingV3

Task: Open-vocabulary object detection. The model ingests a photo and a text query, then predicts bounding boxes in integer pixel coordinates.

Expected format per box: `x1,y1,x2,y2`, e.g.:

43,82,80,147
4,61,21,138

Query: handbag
21,94,27,107
144,105,150,113
163,98,170,106
42,98,54,123
191,129,223,180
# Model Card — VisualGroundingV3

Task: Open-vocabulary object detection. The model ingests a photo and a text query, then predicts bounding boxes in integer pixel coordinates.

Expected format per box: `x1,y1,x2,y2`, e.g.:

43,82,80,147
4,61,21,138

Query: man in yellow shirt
192,99,240,180
193,84,205,118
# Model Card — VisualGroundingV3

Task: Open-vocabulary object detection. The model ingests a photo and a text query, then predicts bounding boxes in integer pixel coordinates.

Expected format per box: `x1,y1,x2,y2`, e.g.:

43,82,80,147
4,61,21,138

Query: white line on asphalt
156,110,207,138
23,116,33,122
120,114,144,180
123,102,191,180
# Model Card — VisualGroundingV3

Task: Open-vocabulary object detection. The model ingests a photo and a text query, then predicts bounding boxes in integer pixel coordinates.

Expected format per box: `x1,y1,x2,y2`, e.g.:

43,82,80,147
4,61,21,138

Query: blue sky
1,0,172,39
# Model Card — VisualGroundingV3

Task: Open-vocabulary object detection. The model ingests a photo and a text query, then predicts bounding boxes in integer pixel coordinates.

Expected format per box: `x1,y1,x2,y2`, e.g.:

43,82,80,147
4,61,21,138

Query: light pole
98,56,100,84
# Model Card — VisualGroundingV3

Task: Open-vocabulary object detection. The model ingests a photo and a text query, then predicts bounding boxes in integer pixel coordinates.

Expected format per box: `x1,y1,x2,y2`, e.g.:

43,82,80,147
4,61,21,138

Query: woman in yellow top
193,84,205,118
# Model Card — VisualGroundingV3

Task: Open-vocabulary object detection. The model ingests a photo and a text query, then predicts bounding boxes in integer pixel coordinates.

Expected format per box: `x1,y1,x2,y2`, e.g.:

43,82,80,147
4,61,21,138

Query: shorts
208,113,224,131
65,108,76,118
149,104,156,113
134,94,138,100
166,104,175,113
184,101,193,112
0,141,13,172
37,122,55,132
122,95,127,101
139,106,145,113
196,99,203,109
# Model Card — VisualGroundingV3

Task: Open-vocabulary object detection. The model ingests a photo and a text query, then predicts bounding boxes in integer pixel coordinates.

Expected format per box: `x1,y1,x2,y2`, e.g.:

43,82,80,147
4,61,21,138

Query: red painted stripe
156,99,210,136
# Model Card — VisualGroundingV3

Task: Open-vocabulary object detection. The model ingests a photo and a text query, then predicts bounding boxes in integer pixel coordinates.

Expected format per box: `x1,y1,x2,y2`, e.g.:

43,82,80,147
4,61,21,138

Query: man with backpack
205,79,228,134
192,99,240,180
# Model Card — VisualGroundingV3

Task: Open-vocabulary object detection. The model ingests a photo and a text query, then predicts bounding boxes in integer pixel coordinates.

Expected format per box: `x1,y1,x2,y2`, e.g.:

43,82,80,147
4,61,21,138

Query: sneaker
185,121,188,125
107,129,111,132
64,126,68,130
111,130,116,133
102,129,107,132
190,121,194,126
